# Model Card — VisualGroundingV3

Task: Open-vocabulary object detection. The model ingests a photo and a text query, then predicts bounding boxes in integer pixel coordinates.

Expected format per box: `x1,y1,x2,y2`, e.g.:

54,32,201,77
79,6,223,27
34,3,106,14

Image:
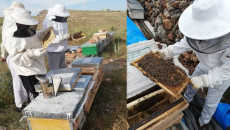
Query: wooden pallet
131,51,190,99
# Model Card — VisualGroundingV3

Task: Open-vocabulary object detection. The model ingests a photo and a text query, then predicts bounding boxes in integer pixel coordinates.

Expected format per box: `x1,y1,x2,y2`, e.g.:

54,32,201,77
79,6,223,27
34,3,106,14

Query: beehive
127,86,188,129
81,42,100,56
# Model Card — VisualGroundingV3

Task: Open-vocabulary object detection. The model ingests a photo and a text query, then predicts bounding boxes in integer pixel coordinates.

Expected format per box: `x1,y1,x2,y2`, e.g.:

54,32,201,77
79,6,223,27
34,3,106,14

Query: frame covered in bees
131,51,190,98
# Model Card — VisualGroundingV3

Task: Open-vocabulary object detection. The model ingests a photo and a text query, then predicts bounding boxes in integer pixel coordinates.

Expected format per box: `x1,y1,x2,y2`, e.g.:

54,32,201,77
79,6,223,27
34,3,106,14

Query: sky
0,0,127,17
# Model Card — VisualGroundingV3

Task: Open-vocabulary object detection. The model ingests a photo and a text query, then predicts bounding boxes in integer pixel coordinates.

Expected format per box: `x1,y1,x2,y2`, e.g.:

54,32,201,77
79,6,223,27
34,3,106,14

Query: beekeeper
43,4,70,70
3,8,49,103
0,2,28,112
154,0,230,126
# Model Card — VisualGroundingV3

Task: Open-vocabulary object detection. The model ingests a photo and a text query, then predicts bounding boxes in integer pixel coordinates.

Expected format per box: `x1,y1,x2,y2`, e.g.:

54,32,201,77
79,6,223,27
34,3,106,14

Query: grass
0,10,127,129
82,69,127,130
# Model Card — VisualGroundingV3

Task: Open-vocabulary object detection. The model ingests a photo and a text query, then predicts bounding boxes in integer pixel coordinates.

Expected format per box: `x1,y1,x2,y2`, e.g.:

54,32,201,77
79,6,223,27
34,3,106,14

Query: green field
0,10,127,130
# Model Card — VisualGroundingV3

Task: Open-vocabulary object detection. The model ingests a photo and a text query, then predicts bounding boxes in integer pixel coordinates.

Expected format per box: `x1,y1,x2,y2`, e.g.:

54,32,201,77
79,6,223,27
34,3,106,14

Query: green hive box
81,42,100,55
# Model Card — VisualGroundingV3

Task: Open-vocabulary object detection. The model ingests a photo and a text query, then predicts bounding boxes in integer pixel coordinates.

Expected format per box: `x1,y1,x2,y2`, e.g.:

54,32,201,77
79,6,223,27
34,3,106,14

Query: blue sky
0,0,127,17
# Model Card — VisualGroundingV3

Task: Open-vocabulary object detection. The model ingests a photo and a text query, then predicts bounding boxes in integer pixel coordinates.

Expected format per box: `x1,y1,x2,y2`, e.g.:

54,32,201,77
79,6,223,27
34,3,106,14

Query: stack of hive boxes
23,57,104,130
81,32,113,56
70,57,104,113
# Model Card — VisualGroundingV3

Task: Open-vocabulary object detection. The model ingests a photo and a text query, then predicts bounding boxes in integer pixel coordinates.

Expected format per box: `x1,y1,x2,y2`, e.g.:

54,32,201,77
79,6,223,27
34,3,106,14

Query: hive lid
127,0,140,4
34,68,82,92
127,0,144,12
72,75,92,92
70,57,103,69
23,91,84,119
81,42,100,47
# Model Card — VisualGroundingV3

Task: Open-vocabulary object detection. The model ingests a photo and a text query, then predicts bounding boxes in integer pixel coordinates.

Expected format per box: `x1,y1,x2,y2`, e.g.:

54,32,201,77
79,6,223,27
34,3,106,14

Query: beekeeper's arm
51,33,70,44
154,37,193,59
42,17,70,44
5,38,45,67
37,28,50,41
192,50,230,89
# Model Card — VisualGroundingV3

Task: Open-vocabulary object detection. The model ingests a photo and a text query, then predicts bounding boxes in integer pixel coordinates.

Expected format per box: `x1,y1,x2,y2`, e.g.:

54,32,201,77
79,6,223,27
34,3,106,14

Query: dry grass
0,10,127,130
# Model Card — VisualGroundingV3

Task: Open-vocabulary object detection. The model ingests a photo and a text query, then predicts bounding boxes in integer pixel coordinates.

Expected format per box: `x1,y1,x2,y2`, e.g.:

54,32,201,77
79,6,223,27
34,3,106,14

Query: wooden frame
131,51,190,99
127,89,165,109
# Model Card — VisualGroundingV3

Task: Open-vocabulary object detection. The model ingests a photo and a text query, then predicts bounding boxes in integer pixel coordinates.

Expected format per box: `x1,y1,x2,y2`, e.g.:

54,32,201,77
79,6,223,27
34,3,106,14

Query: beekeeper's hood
4,1,25,18
12,8,38,25
178,0,230,54
10,8,38,38
2,1,25,39
47,4,70,20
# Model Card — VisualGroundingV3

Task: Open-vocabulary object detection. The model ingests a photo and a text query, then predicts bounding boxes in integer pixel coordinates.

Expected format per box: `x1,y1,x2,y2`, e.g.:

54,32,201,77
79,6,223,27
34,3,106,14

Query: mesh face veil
186,33,230,54
52,16,68,23
13,23,37,38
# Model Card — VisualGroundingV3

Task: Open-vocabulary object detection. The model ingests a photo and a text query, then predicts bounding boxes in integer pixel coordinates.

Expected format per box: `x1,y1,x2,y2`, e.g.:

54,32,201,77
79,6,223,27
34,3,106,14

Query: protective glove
62,34,70,40
191,75,208,89
152,48,172,60
33,48,46,57
0,57,6,62
51,34,70,44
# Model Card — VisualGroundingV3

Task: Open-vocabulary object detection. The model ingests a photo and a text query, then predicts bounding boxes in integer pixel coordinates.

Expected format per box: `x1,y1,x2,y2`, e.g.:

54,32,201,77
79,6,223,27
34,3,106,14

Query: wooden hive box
127,86,189,130
23,92,85,130
69,57,104,113
70,57,104,93
80,42,100,56
127,0,144,19
23,74,96,130
131,51,190,99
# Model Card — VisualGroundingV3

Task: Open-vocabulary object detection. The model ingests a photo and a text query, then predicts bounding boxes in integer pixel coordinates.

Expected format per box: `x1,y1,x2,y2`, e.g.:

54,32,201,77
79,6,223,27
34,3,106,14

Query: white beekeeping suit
153,0,230,126
0,1,28,110
43,4,70,70
3,8,49,109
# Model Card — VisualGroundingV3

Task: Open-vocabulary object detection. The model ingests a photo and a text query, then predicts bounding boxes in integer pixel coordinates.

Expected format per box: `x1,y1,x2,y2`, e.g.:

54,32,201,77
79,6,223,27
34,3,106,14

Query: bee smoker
36,75,54,99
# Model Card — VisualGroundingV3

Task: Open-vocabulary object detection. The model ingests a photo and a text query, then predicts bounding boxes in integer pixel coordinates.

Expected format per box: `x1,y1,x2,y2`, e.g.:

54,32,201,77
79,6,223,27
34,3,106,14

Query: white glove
51,34,70,44
62,34,70,40
191,75,208,89
152,48,172,60
33,48,46,57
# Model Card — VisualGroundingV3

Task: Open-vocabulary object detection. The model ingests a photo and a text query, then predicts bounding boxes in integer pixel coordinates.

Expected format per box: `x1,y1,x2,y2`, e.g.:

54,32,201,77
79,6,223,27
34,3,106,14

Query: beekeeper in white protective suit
43,4,70,70
0,2,28,112
2,8,50,107
153,0,230,126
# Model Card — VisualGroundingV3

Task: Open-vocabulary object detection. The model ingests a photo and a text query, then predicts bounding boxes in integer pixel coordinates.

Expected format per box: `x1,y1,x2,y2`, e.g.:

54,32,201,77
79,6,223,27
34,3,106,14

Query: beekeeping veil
11,8,38,38
178,0,230,54
47,4,69,23
2,1,25,38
